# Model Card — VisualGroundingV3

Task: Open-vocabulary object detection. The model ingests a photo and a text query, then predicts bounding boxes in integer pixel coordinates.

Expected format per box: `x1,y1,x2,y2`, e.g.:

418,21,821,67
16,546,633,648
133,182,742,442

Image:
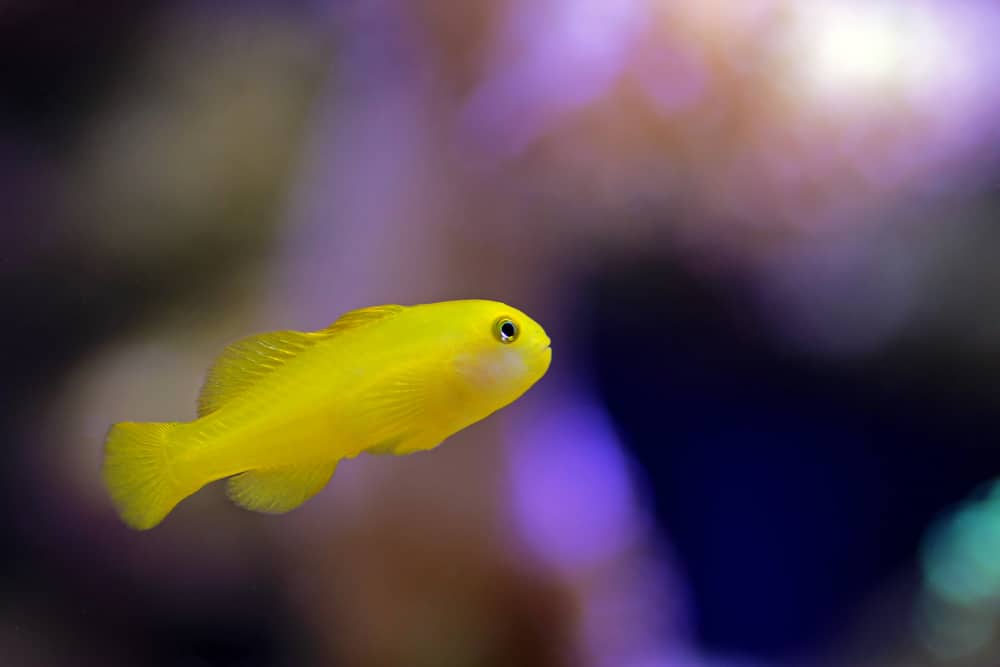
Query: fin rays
226,462,337,514
196,330,323,416
102,421,197,530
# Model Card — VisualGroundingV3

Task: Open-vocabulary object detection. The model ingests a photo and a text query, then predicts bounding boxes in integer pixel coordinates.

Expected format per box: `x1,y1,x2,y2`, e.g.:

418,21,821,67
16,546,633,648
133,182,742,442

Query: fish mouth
538,343,553,374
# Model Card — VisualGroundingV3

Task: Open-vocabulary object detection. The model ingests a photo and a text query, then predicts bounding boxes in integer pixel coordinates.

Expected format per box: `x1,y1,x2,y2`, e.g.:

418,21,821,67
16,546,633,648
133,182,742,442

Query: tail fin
102,421,190,530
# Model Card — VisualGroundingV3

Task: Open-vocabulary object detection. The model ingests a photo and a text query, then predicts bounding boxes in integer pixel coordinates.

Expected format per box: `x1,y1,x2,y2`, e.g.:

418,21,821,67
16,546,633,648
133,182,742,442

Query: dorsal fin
322,304,405,335
197,305,406,417
197,330,324,417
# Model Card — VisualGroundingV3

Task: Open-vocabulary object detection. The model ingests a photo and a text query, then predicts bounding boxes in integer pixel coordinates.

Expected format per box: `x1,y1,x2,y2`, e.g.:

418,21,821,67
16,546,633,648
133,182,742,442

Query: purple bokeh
506,388,643,572
458,0,644,158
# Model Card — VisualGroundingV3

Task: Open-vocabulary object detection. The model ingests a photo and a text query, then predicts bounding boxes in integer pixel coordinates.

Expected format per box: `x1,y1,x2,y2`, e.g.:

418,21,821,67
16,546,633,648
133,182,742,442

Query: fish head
447,300,552,408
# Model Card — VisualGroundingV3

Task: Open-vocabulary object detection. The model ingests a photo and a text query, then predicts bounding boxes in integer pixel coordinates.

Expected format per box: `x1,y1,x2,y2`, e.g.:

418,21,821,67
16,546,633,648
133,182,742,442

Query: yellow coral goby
102,300,552,529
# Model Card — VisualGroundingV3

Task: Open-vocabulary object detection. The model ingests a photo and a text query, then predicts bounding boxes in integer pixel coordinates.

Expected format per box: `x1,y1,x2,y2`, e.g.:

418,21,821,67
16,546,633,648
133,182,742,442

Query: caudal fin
102,421,190,530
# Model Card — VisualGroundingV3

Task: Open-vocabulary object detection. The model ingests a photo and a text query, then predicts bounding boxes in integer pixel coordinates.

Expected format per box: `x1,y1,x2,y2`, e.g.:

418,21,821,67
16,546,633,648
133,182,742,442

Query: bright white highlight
808,5,904,87
783,1,977,109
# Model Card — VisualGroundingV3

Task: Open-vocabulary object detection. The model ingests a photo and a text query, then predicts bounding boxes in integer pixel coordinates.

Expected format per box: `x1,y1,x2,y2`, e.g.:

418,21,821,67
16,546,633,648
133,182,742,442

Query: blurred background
3,1,1000,665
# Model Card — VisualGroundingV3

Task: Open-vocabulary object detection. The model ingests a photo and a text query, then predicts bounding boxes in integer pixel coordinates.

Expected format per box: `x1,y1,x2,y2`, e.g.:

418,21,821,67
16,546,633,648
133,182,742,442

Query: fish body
103,300,551,529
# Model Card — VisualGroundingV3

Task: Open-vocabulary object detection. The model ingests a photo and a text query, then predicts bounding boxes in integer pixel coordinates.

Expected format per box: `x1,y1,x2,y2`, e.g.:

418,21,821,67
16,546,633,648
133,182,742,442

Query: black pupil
501,321,516,339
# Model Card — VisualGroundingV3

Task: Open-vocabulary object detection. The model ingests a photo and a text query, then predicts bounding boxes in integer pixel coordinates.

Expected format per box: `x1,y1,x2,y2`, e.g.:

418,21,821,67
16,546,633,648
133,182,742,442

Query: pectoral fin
354,363,436,451
226,462,337,514
356,362,455,456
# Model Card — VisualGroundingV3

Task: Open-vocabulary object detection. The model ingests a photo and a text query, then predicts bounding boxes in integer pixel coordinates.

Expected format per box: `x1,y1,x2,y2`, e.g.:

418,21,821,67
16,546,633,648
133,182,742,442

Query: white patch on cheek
456,350,526,388
489,351,527,384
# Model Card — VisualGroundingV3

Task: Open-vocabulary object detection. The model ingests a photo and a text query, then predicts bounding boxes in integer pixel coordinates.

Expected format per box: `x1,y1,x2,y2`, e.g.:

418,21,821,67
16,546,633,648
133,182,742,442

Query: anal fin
226,462,337,514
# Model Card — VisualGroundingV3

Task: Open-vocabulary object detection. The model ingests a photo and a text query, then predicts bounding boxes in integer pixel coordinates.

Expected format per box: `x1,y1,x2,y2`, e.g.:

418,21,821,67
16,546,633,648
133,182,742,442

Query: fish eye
495,318,518,343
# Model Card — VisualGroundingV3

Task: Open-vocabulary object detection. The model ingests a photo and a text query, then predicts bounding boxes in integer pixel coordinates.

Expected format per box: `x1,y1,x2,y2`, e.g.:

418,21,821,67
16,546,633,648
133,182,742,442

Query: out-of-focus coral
4,1,1000,667
63,5,327,280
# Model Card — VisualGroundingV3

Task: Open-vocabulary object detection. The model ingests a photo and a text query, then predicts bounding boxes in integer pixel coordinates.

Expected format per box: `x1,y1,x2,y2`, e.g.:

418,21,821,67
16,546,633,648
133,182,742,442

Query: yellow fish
102,300,552,530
